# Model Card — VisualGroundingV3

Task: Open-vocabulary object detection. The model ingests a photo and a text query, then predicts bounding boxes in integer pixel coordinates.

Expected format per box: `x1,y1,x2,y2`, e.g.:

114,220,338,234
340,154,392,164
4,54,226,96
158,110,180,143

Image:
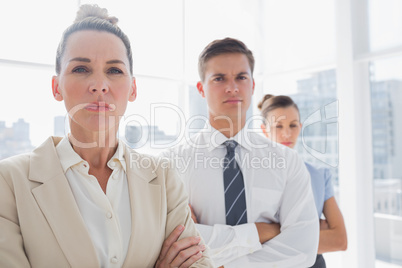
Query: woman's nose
282,128,291,138
89,73,109,94
90,87,108,94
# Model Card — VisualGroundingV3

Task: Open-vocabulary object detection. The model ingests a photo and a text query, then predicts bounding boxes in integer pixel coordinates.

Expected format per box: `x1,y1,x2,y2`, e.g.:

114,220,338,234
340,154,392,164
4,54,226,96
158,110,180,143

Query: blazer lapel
122,148,163,268
29,137,99,268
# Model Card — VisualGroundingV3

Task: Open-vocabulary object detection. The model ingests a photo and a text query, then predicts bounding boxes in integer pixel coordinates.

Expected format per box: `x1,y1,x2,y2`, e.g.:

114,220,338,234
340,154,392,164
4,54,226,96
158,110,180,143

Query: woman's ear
261,123,269,138
52,76,63,101
128,77,137,102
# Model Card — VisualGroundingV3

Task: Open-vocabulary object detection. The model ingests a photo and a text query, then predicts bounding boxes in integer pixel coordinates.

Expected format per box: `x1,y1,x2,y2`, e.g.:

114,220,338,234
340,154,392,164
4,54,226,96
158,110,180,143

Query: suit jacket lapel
29,137,99,268
122,147,163,268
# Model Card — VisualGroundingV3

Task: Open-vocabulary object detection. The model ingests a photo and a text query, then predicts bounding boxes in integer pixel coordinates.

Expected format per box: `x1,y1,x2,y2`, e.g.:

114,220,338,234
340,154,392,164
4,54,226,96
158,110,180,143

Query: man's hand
255,222,281,244
189,204,198,224
155,225,206,268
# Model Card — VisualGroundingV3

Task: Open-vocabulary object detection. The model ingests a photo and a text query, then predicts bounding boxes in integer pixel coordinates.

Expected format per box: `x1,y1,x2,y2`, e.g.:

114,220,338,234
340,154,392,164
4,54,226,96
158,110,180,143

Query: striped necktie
223,140,247,226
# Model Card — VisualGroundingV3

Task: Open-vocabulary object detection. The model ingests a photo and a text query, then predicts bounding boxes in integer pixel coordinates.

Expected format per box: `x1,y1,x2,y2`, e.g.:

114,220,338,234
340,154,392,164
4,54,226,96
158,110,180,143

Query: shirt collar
55,136,127,173
56,136,85,173
200,122,253,152
108,139,127,172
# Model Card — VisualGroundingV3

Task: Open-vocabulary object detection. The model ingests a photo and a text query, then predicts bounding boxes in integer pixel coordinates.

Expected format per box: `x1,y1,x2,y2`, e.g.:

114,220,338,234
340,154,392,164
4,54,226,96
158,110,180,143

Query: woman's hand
155,225,206,268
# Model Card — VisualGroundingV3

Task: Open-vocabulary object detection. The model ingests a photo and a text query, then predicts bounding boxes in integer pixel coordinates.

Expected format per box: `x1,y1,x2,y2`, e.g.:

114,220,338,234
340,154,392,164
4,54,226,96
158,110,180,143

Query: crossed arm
188,198,346,267
317,197,347,254
186,160,319,267
154,220,284,268
186,197,347,267
156,162,214,268
190,204,280,245
155,224,207,268
189,205,281,268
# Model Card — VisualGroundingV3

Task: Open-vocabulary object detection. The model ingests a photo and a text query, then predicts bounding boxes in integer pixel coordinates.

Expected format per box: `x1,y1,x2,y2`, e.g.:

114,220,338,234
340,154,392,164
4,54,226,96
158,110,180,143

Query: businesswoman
258,94,347,268
0,4,212,268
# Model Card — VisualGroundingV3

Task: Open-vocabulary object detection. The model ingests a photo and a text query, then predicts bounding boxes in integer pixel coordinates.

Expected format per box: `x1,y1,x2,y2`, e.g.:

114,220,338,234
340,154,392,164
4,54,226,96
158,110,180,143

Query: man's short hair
198,37,255,82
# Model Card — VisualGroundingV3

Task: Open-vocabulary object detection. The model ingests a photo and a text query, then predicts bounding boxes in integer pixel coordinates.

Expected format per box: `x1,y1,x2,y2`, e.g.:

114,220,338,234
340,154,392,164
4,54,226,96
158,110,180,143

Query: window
369,0,402,51
370,56,402,265
1,1,401,267
0,0,76,64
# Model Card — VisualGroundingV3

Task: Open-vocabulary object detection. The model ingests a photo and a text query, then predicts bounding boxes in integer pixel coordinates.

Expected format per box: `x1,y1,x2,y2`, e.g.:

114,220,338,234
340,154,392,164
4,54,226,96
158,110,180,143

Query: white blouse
56,137,131,268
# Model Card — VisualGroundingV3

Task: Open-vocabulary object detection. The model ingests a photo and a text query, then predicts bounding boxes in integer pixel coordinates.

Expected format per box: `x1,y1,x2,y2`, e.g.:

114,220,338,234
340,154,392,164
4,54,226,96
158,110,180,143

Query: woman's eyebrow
106,59,126,65
69,57,90,63
68,58,125,65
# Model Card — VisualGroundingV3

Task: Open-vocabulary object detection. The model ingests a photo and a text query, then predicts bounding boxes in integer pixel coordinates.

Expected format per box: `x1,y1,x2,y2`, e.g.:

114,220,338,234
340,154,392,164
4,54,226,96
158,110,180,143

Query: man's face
197,53,255,123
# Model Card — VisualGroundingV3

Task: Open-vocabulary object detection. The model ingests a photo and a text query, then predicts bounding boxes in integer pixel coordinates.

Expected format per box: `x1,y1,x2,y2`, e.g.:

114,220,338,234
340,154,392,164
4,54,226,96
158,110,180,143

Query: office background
0,0,401,267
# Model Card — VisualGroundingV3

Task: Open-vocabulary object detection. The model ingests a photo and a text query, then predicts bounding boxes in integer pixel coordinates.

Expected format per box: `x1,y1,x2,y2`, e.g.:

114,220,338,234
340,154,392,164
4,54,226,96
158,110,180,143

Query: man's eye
238,76,247,80
214,77,223,81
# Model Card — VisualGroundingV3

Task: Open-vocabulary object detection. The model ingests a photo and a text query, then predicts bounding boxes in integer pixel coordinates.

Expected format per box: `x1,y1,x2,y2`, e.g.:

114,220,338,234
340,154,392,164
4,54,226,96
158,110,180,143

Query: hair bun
257,94,274,110
74,4,118,25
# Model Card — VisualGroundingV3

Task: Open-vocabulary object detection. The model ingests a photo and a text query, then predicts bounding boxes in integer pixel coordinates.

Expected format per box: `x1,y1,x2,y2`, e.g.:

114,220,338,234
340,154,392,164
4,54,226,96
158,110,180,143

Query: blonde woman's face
262,106,301,149
52,30,136,133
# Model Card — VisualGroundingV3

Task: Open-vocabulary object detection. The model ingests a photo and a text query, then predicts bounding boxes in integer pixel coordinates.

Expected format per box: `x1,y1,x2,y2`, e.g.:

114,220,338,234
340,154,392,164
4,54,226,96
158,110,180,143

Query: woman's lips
84,102,112,112
281,142,293,146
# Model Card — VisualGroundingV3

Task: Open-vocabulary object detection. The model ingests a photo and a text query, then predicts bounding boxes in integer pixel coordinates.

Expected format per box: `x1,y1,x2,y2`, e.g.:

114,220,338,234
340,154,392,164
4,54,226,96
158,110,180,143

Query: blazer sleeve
163,161,215,268
0,169,30,268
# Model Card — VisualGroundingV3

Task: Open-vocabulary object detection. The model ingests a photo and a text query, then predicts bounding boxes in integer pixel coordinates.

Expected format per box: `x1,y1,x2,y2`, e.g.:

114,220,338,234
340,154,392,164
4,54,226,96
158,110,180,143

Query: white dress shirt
162,124,319,267
56,137,131,268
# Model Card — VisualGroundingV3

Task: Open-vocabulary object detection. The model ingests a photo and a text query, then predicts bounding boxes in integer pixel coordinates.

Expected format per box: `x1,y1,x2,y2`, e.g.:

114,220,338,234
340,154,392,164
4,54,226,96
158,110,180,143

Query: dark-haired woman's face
52,30,136,134
262,106,301,149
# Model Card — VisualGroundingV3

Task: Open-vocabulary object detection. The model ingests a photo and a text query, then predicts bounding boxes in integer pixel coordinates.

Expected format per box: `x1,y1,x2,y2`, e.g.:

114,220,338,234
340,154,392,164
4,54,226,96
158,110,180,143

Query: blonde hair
55,4,133,75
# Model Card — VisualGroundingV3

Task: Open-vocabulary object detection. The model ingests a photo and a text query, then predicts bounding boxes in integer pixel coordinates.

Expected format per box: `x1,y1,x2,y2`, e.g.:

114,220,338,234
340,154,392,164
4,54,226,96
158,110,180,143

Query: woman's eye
290,124,297,128
276,125,283,129
72,67,88,73
108,68,123,74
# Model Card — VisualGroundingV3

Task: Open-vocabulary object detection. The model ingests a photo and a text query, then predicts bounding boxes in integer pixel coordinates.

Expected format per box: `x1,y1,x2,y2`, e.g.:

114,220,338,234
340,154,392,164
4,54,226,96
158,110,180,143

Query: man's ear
128,77,137,102
52,76,63,101
252,79,255,95
196,81,205,98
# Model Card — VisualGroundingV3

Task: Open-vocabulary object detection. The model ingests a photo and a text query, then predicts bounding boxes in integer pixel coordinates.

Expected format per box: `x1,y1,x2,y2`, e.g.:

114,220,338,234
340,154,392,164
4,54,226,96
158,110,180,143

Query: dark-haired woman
258,94,347,268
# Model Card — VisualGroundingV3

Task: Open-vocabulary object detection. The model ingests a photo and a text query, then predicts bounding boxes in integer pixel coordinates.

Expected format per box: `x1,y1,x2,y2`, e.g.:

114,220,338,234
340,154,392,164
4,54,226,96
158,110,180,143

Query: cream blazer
0,137,213,268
